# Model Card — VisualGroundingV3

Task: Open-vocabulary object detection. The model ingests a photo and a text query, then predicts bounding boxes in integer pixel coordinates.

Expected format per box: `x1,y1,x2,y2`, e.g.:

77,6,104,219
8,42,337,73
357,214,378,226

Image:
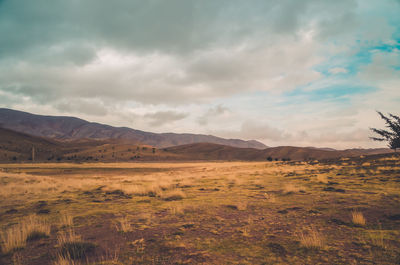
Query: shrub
299,229,324,249
351,211,366,226
58,229,95,260
61,242,95,259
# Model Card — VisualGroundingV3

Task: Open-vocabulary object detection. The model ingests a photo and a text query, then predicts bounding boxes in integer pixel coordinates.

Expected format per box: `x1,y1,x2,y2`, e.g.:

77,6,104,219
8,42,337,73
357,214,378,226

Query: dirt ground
0,155,399,264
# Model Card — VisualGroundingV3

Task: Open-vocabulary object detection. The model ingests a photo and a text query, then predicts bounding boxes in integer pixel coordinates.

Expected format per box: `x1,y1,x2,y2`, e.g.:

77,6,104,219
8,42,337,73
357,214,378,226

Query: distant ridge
164,143,392,161
0,108,267,149
0,128,391,162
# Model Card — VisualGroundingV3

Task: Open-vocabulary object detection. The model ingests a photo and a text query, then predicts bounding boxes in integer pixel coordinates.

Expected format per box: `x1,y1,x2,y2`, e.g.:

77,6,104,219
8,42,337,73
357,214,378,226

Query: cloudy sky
1,0,399,149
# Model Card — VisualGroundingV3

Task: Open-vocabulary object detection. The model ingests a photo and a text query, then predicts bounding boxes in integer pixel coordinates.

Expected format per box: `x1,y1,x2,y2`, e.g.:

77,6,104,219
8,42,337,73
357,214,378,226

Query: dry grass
57,229,81,245
60,213,74,228
263,192,276,203
159,189,186,201
169,204,185,215
283,183,305,194
299,228,324,249
116,216,133,233
1,159,399,264
53,254,81,265
1,215,51,253
367,230,386,249
1,225,26,253
351,211,366,226
57,229,95,260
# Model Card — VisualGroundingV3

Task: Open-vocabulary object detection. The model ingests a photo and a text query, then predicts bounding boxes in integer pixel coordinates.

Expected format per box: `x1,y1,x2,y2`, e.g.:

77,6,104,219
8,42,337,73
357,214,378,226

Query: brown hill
0,108,267,149
164,143,392,161
0,127,181,162
0,126,391,163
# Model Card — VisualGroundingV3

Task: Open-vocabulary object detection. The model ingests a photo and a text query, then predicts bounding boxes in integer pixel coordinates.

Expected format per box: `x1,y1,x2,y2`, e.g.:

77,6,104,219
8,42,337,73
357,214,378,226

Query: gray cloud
55,98,108,116
197,105,230,125
144,111,187,127
0,0,361,107
213,120,288,143
0,0,357,58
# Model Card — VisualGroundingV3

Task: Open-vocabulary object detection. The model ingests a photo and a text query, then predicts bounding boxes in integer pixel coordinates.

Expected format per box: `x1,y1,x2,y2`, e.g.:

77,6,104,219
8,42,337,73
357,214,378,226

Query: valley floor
0,156,400,264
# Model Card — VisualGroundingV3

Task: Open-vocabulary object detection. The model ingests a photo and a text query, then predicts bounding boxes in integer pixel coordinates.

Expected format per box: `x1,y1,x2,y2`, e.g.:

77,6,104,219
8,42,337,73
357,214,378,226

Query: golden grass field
0,155,399,264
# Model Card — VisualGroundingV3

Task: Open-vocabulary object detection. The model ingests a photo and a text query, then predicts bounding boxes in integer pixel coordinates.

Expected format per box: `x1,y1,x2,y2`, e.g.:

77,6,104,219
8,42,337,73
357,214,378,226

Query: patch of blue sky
284,83,376,104
316,41,400,77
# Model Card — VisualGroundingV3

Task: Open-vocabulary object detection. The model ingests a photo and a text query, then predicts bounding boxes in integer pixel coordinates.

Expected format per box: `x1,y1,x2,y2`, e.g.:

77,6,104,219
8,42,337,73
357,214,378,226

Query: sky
0,0,399,149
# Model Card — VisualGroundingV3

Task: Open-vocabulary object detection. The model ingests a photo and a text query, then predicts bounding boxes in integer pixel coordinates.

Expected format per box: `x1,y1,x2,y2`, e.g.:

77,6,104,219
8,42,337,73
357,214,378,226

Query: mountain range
0,108,266,149
0,108,392,162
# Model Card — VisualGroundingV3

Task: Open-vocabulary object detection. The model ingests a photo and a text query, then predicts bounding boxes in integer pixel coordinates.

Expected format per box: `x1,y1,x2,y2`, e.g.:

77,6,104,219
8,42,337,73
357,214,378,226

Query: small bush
58,229,95,260
351,211,366,226
61,242,95,260
299,229,324,249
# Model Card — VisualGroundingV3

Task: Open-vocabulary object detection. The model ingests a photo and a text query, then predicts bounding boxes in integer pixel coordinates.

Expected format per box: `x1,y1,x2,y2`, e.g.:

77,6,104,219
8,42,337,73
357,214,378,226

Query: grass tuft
116,216,133,233
1,225,26,253
58,229,95,259
53,253,81,265
60,213,74,228
1,215,50,253
60,242,96,260
351,211,366,226
299,229,324,249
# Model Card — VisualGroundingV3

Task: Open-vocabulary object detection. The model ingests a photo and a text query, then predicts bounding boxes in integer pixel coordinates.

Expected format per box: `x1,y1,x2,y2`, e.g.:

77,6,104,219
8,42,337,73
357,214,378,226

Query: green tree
370,111,400,152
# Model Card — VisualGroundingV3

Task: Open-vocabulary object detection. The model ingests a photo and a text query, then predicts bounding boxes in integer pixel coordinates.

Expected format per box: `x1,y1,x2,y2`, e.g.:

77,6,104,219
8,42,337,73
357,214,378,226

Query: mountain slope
164,143,392,161
0,127,63,161
0,128,391,162
0,108,267,149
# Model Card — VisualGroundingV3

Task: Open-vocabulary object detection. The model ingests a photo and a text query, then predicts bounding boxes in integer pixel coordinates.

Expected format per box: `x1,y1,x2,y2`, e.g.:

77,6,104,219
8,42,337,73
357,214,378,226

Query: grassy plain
0,155,399,264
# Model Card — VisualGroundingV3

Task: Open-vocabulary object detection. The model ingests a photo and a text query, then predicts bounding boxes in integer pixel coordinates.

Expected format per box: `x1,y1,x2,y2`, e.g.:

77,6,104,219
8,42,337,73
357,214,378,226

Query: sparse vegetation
58,229,95,260
116,216,133,233
351,211,366,226
60,213,73,228
1,215,50,253
0,155,399,264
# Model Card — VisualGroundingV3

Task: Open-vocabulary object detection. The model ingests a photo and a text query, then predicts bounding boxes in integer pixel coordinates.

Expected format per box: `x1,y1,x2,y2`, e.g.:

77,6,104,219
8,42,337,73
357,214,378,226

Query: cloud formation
0,0,399,148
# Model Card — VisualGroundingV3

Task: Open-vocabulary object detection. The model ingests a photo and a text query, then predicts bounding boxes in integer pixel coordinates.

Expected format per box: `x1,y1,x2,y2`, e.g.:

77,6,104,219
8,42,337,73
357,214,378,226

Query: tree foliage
370,111,400,151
